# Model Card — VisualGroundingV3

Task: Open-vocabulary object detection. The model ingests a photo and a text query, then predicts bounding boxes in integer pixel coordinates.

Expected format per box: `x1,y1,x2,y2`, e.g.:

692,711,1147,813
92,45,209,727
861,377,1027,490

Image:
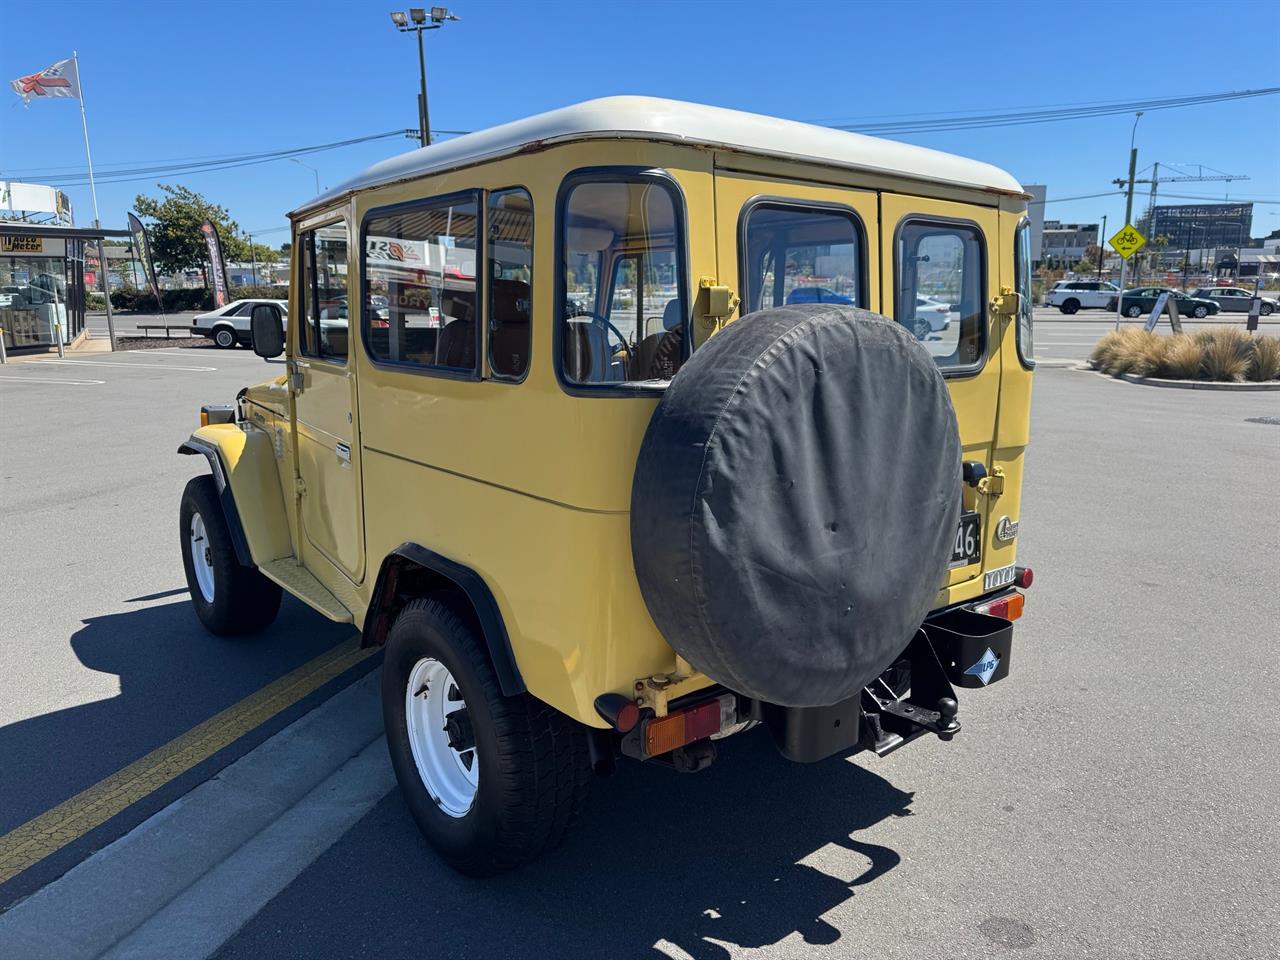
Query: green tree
133,184,242,287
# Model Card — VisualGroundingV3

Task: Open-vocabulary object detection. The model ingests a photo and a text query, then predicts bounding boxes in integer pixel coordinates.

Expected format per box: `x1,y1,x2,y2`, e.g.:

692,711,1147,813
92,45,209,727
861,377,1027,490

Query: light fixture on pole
290,157,322,194
390,6,460,148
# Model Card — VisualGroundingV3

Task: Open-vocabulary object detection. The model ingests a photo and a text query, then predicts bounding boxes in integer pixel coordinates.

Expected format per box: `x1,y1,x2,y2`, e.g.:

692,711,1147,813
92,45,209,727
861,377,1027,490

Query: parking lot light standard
389,7,460,148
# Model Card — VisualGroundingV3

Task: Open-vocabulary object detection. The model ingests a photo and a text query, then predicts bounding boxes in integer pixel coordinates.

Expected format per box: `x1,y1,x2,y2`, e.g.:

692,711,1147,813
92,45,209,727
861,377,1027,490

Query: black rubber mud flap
630,305,961,707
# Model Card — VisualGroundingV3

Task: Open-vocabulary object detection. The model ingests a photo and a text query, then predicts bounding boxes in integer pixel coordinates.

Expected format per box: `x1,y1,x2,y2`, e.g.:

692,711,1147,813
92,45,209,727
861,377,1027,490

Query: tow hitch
860,629,962,756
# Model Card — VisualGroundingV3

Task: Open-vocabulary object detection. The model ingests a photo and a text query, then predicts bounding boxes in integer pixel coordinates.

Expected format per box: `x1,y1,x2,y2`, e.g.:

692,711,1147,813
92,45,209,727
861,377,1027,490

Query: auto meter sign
201,220,230,307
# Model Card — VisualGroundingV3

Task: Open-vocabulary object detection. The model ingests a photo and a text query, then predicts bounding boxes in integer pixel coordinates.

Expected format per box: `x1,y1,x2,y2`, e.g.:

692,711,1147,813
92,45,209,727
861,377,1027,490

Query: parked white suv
1045,280,1119,314
191,299,288,348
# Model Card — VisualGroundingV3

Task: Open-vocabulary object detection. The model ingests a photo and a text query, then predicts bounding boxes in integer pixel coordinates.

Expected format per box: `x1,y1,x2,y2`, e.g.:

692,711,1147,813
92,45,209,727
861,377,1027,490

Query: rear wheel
383,598,591,876
1126,304,1142,318
212,326,237,349
1060,298,1080,315
913,317,931,340
180,475,281,635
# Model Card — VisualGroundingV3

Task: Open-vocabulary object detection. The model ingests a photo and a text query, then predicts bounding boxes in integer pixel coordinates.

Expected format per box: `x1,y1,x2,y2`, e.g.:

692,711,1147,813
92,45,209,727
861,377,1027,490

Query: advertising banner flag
10,57,80,105
201,220,230,308
127,212,161,301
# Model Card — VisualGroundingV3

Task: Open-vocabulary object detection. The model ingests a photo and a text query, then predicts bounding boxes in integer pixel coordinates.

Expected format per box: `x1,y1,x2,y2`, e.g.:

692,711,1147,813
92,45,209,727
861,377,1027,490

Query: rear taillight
643,698,723,756
975,592,1024,621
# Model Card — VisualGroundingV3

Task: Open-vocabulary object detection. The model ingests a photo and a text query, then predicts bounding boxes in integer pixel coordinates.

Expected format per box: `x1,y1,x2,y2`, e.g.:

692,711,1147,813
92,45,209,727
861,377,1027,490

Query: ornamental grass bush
1090,328,1280,382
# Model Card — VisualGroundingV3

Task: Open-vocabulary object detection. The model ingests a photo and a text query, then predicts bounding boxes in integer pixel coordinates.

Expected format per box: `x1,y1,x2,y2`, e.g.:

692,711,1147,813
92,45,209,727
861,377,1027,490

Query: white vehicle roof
295,96,1024,215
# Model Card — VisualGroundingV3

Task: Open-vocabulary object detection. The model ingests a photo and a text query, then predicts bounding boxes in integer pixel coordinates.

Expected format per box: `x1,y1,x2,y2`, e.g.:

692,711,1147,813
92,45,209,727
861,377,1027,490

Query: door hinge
976,466,1006,497
990,287,1021,317
287,360,305,392
294,476,307,496
694,277,741,343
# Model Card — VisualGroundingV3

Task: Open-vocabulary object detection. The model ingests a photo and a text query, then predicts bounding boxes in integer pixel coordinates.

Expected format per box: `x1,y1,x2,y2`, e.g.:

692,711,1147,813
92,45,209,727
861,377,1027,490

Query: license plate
949,511,981,568
984,563,1016,591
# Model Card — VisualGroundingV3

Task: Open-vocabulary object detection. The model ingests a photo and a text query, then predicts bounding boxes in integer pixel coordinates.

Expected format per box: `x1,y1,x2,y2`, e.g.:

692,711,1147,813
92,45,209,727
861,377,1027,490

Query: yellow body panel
217,135,1031,728
189,422,293,564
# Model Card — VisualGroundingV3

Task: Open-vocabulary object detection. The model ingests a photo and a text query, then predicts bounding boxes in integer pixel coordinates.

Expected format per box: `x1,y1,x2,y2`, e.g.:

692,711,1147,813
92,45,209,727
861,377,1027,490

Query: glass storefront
0,235,87,350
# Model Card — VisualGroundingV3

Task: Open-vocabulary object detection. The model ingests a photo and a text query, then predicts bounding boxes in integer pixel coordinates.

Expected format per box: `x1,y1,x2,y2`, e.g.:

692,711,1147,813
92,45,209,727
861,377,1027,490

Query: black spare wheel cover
631,305,961,707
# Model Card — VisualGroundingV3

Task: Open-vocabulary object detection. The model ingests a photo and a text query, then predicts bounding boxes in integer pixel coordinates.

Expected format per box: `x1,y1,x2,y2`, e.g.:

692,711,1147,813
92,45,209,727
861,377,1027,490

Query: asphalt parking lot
1,341,1278,958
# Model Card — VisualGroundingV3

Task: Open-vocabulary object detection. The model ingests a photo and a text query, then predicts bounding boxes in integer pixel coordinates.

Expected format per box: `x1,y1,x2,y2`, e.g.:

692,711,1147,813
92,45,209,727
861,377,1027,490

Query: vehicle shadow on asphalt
219,731,915,959
0,596,352,840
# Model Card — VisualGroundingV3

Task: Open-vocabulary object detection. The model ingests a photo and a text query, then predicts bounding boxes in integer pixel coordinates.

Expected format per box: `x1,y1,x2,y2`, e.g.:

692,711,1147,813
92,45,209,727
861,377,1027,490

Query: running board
257,558,354,624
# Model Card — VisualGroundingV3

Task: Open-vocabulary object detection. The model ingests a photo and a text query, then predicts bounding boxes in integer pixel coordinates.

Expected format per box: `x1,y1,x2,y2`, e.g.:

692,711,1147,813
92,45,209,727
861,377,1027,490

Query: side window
559,176,686,387
364,193,480,375
487,188,533,381
896,219,984,366
741,203,864,313
1015,219,1034,368
297,223,350,362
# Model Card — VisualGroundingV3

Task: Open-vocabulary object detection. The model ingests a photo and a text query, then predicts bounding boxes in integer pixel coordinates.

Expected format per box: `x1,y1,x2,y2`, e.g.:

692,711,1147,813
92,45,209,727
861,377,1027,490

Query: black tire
1060,298,1080,315
1192,305,1208,319
1261,304,1273,316
212,326,237,349
913,317,931,340
179,475,281,635
383,598,591,876
1126,305,1142,318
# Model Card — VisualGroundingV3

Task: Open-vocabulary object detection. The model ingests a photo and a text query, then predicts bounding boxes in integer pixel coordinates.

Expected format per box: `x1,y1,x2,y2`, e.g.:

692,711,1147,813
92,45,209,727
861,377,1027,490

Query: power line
828,87,1280,135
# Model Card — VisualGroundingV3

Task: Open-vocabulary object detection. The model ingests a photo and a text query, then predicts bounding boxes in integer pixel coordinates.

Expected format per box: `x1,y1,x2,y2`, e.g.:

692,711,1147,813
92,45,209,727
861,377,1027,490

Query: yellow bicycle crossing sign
1109,224,1147,259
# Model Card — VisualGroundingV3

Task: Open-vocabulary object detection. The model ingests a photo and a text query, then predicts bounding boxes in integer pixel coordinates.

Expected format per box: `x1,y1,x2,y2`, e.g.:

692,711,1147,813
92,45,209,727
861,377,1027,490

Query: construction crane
1113,162,1250,226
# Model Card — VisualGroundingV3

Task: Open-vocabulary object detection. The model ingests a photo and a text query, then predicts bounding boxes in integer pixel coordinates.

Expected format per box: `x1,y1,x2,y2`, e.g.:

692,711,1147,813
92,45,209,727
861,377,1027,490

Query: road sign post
1109,224,1148,330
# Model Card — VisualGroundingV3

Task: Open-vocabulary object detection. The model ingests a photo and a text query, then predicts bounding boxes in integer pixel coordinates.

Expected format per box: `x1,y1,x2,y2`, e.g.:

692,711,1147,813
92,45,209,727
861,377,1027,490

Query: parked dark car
1105,287,1221,319
786,286,855,305
1191,287,1276,315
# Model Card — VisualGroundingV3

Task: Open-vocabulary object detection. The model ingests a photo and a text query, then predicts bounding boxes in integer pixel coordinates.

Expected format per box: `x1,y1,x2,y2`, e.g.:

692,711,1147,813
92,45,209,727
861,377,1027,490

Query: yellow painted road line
0,637,377,886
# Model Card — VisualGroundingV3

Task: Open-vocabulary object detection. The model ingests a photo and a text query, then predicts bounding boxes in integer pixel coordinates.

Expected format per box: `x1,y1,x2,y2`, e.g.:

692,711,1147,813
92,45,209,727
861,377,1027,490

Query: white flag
10,57,80,105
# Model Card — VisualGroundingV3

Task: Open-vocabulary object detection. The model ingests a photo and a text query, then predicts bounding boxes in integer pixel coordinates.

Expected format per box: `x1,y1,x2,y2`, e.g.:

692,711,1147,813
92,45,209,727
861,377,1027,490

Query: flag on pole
10,58,81,105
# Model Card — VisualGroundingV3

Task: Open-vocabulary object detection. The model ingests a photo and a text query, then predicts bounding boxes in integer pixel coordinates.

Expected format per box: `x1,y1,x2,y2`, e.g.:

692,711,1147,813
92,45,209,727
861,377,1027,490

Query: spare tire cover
631,305,961,707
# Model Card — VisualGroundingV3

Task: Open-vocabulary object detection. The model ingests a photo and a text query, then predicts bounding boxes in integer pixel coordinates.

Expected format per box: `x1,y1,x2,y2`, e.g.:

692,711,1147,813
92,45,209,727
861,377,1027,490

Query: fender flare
178,438,253,567
363,543,526,697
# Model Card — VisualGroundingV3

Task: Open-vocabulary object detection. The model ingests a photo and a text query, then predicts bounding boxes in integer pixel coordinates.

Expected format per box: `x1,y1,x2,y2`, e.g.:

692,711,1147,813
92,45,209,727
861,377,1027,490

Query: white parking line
30,358,217,372
0,375,105,385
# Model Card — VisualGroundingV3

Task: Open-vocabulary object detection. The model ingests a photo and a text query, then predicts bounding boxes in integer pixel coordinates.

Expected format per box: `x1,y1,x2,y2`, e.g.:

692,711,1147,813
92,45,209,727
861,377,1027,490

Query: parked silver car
1190,287,1276,316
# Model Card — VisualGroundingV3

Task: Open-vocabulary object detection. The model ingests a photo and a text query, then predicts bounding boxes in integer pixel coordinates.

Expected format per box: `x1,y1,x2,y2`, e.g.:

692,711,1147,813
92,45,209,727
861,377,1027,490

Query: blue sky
2,0,1277,245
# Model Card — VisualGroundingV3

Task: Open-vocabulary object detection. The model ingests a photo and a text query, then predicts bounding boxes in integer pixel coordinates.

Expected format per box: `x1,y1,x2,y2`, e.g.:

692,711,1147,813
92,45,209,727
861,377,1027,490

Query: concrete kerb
1077,363,1280,391
0,672,392,960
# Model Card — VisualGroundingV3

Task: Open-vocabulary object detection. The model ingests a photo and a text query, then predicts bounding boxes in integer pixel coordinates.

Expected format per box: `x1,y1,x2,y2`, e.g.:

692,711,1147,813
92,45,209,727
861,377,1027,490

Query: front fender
179,423,293,567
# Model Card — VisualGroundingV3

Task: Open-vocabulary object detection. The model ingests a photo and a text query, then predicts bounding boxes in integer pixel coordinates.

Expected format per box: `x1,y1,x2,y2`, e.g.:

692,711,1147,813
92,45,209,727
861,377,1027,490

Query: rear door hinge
976,466,1006,497
990,286,1021,316
294,476,307,496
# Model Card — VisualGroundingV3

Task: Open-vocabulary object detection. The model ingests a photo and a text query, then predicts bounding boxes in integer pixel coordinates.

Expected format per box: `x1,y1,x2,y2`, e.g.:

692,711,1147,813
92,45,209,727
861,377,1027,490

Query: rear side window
1015,219,1034,367
363,193,480,375
558,174,687,388
740,202,865,313
487,188,533,381
297,223,349,362
896,219,985,368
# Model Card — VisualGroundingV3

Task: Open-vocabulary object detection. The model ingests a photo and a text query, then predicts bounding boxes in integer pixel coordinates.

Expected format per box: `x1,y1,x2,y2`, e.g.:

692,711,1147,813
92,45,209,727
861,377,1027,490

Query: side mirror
250,303,285,359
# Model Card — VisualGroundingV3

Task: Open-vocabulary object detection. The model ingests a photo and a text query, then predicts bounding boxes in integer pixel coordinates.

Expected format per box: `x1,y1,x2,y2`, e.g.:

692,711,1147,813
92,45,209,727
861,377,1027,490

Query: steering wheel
569,310,632,363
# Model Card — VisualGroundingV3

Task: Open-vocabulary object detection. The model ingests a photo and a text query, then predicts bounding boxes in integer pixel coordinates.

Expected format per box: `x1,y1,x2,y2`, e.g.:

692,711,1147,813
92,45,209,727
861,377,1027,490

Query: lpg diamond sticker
964,647,1000,685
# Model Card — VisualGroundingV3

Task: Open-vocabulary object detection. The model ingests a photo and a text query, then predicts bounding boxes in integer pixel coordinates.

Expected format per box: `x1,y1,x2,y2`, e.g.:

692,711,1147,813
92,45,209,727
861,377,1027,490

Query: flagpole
72,50,100,227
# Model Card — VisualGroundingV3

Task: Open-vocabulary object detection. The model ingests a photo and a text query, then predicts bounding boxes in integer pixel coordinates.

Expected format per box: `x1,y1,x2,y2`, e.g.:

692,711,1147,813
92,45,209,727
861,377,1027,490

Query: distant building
1041,220,1099,264
1139,203,1252,251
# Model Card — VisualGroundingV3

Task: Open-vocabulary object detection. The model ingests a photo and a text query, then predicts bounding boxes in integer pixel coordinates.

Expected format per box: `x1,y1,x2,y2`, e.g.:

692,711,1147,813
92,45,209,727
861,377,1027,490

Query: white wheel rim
404,658,478,818
216,330,234,346
189,512,215,603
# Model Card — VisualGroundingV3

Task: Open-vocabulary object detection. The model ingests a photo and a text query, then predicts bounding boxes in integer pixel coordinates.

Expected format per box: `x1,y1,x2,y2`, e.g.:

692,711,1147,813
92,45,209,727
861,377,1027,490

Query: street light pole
1097,214,1107,280
1115,111,1143,330
391,8,460,149
290,158,321,194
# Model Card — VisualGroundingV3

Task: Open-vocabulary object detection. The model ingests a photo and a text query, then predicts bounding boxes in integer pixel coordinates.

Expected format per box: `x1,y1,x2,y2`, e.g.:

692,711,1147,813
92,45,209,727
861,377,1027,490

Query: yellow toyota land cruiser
178,97,1035,876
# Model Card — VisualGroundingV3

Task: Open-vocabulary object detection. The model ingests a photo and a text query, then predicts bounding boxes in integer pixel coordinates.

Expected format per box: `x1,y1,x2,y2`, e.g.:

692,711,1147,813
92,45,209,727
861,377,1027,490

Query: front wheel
1192,305,1209,319
383,598,591,876
1261,304,1273,316
1126,305,1142,318
180,475,281,635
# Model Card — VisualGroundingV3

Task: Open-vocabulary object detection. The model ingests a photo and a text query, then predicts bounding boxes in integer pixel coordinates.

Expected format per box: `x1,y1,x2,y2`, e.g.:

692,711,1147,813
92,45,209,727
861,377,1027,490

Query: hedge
108,285,288,312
